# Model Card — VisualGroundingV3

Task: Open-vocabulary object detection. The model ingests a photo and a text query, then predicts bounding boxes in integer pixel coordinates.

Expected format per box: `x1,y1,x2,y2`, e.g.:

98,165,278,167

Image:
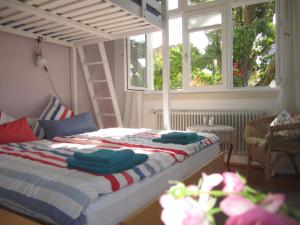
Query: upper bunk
0,0,166,47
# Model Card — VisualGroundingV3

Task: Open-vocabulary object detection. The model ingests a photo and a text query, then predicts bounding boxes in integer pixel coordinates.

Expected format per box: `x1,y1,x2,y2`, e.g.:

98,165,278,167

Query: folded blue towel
152,131,204,145
73,149,135,166
161,132,199,140
152,132,205,145
66,154,148,174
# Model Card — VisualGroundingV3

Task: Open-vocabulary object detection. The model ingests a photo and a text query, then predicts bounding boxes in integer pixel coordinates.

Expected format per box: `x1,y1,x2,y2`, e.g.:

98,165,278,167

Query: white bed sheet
84,142,221,225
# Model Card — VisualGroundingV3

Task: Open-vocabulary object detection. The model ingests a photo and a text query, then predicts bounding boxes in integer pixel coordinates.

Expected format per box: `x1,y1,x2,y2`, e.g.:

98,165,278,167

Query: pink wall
0,31,117,126
0,31,71,118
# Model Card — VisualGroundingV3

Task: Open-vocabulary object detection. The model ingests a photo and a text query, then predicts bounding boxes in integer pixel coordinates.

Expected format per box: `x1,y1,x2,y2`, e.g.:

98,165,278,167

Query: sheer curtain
123,91,144,128
276,0,300,112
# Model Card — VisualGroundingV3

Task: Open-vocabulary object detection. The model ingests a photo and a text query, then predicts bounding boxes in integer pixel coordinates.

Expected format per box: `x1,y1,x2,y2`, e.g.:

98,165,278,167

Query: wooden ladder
77,43,123,128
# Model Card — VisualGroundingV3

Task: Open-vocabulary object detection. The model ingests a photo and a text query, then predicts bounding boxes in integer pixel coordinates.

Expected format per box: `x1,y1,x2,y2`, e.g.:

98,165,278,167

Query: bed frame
0,152,224,225
0,0,164,46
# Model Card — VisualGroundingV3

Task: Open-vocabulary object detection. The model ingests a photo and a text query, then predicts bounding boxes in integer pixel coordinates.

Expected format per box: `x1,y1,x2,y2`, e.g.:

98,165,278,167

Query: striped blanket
0,128,218,225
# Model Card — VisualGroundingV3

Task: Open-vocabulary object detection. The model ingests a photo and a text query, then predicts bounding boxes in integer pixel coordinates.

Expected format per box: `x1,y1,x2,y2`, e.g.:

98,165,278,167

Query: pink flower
199,173,223,209
222,172,245,193
220,194,299,225
160,194,208,225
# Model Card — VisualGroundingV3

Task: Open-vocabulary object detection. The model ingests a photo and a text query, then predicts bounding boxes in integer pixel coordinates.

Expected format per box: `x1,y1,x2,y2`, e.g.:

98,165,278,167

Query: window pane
152,17,183,90
189,15,222,87
128,35,147,89
168,0,178,10
188,0,216,5
232,1,276,88
188,13,221,30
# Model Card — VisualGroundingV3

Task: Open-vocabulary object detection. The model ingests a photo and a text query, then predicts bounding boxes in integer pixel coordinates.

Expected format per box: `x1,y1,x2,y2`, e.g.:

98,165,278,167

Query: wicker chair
245,114,300,179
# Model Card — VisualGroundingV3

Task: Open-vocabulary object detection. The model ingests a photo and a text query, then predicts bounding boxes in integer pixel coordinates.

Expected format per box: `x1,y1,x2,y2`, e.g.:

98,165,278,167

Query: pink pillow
0,110,14,125
0,117,37,144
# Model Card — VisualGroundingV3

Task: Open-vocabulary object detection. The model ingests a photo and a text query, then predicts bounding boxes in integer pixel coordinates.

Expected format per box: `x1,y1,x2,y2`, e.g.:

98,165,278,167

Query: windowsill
142,87,280,95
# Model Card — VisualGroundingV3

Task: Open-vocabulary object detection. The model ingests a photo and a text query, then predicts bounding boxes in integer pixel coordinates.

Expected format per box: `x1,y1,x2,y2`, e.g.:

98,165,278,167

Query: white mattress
84,142,221,225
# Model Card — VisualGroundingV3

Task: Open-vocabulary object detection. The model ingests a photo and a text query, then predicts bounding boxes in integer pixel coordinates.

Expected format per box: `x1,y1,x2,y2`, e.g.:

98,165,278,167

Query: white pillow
270,110,300,137
0,110,14,125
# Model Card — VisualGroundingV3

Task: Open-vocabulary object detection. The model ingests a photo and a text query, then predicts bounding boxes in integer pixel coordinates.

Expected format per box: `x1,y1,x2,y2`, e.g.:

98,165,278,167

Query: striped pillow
33,96,74,139
0,110,14,125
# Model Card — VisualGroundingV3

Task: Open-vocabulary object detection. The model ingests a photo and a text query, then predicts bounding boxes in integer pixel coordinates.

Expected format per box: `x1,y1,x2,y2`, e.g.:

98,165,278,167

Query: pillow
270,110,291,127
33,96,74,139
0,110,14,125
270,110,300,137
39,112,97,140
0,117,37,144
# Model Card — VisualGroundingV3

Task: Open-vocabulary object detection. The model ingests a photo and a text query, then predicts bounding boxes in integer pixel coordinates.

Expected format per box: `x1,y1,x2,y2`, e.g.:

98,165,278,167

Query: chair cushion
244,125,265,139
245,137,266,148
270,111,300,138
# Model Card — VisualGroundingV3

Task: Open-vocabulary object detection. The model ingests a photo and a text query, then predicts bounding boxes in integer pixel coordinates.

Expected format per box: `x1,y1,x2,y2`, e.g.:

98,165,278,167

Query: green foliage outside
129,1,275,90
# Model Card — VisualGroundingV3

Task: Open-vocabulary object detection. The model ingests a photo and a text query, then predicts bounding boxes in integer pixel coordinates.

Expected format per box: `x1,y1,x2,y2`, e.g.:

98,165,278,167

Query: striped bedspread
0,128,218,225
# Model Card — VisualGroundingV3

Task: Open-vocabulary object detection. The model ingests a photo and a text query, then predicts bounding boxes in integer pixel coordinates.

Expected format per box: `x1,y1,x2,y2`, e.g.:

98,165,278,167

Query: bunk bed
0,1,224,225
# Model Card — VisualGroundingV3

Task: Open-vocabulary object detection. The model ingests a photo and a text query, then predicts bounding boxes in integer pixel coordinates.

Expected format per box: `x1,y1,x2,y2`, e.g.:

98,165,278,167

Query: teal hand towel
152,132,205,144
66,154,148,174
73,149,135,166
161,132,198,140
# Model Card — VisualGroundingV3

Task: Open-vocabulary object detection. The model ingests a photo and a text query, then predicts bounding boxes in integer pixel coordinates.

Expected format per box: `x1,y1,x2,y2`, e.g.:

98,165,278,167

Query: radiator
155,110,267,154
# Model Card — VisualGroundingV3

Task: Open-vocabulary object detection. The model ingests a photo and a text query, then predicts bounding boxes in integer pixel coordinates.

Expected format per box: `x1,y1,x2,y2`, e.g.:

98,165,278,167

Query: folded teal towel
73,149,135,166
66,154,148,174
152,132,205,145
161,132,199,140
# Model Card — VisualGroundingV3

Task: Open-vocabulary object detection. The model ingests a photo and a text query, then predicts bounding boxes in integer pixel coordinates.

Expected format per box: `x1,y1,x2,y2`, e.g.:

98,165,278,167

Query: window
126,0,278,92
188,0,216,5
151,17,183,90
232,1,276,88
127,35,147,90
188,13,222,87
168,0,178,10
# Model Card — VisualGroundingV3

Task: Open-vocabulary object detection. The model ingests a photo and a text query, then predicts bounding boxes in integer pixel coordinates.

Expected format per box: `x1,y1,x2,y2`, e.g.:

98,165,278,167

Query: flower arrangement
160,172,300,225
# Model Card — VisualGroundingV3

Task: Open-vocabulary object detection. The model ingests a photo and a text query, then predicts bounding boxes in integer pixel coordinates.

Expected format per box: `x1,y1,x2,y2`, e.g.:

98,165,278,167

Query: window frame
125,0,279,93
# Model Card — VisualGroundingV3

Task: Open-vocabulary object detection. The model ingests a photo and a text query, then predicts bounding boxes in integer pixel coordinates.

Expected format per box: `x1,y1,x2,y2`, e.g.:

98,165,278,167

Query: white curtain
276,0,300,113
123,91,144,128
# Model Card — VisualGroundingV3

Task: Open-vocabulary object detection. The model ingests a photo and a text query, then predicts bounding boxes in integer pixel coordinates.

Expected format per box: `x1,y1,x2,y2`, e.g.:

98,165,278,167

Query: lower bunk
0,129,223,225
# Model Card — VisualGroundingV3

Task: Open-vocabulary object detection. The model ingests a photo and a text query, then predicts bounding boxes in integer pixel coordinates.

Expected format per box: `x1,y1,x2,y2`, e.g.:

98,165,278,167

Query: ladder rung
98,113,120,116
90,79,107,83
94,97,112,100
84,61,103,66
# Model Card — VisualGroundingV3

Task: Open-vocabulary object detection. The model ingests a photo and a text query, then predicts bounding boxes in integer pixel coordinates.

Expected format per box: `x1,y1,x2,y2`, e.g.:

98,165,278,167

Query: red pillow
0,117,37,144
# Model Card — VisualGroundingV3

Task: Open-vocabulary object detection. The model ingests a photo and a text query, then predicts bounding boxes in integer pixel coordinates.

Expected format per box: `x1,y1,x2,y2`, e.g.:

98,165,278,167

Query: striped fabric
0,110,14,125
0,128,219,225
33,96,74,139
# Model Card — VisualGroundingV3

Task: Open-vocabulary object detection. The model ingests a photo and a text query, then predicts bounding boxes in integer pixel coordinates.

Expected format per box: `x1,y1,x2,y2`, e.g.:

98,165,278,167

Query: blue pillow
39,112,97,140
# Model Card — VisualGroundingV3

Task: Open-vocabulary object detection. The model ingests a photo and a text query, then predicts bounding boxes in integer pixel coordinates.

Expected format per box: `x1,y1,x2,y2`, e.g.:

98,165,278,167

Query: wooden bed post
70,46,78,114
162,0,170,130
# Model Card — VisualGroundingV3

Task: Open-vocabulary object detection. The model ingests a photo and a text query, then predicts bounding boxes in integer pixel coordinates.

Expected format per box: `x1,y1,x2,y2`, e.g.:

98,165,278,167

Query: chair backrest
246,115,275,135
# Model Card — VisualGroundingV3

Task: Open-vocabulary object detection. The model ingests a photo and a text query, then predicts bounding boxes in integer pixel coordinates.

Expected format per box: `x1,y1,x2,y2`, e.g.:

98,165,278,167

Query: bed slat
50,0,101,14
83,11,128,24
61,2,112,18
72,7,119,21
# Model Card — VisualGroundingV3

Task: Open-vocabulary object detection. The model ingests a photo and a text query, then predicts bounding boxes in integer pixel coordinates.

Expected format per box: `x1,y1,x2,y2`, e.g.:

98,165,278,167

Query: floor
229,164,300,209
214,164,300,224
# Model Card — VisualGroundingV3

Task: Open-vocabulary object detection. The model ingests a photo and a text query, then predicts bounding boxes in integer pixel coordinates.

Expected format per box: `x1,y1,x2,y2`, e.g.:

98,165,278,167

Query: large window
188,12,222,87
232,1,276,88
127,35,147,90
127,0,278,92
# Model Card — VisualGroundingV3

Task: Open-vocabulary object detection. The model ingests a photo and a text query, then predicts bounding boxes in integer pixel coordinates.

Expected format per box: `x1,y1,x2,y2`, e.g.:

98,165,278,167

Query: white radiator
155,110,267,154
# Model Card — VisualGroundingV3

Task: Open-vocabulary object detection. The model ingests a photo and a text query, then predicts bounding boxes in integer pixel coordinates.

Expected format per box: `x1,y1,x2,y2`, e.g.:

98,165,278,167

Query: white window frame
125,0,279,93
126,34,149,91
182,6,228,92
